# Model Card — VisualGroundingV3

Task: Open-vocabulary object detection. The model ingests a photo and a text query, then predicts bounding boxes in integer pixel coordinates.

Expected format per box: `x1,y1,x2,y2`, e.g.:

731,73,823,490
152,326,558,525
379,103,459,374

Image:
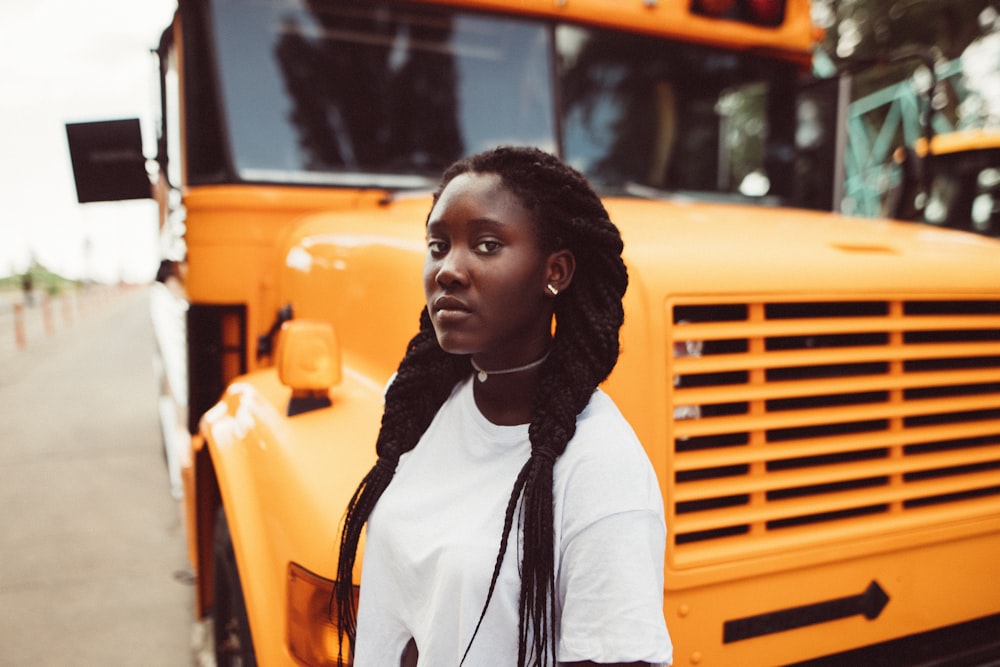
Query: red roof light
747,0,784,25
690,0,786,27
693,0,737,16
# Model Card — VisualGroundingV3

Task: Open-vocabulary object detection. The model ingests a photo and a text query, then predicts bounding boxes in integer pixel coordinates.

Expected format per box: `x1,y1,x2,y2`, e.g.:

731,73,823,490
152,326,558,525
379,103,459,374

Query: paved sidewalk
0,287,119,364
0,286,196,666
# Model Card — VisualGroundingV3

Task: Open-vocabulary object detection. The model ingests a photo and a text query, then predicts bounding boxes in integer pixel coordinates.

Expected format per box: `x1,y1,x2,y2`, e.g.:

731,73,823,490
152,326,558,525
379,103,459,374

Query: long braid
333,309,468,663
516,225,625,666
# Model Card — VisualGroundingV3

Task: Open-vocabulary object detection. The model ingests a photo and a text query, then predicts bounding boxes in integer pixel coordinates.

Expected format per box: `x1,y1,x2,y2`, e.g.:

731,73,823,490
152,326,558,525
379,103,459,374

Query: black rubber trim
724,580,889,643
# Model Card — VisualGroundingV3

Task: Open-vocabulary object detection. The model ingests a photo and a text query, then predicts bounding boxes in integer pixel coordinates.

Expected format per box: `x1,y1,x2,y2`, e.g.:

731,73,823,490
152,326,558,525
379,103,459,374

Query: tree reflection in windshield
210,0,554,187
275,4,462,176
558,24,797,198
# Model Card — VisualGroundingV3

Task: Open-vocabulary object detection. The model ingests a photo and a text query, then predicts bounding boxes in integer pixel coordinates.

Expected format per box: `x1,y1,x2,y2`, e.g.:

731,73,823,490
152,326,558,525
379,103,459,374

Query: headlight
287,562,355,666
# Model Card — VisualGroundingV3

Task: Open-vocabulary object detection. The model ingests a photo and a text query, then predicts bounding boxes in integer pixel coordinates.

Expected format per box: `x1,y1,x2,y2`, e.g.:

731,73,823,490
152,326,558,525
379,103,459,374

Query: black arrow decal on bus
723,580,890,643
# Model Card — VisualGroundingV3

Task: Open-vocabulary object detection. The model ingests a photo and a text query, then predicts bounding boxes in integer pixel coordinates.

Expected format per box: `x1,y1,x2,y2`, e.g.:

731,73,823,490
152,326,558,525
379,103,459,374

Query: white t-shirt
354,377,673,666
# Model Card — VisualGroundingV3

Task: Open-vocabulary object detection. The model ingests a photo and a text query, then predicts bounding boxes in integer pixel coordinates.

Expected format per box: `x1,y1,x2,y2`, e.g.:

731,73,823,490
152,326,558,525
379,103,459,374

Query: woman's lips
434,295,470,312
433,295,472,322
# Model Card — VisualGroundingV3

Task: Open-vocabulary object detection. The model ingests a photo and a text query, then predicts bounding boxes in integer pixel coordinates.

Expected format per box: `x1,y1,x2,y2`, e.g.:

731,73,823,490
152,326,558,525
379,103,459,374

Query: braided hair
334,146,628,666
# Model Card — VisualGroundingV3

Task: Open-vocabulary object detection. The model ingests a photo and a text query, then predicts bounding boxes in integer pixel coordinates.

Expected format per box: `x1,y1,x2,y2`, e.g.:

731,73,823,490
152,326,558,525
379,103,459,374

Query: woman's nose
435,248,469,286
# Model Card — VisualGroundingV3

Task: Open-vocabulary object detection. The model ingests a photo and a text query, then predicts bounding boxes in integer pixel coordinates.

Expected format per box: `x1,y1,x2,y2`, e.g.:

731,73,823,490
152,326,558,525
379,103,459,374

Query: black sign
65,118,150,203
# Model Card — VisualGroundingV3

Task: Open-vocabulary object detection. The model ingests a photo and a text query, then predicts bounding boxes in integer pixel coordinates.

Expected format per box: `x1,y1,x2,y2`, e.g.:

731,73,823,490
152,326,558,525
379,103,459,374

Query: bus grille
668,298,1000,568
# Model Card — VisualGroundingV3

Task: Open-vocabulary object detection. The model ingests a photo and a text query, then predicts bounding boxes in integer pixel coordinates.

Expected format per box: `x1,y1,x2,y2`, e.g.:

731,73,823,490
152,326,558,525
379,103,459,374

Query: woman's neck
469,334,551,425
471,367,541,426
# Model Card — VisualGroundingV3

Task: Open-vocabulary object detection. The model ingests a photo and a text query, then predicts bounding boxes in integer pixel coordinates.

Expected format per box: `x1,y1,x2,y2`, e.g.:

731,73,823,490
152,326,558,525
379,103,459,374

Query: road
0,286,196,666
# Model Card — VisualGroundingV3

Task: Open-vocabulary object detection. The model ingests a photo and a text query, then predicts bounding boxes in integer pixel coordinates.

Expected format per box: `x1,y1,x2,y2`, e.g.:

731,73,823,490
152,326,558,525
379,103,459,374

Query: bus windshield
209,0,799,200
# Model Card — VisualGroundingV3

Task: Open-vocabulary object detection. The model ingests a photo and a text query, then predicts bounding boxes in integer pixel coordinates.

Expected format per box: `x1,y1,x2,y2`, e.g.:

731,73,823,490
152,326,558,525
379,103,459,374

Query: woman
334,146,672,666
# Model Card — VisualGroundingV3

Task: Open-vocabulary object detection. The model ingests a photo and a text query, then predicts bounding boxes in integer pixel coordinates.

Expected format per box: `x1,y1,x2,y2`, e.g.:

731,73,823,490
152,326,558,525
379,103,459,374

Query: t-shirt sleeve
556,510,673,666
553,393,673,665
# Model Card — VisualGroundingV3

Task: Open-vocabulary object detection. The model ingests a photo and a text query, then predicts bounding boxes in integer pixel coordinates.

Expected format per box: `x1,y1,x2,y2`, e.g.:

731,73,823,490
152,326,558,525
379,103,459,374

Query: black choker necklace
470,350,551,383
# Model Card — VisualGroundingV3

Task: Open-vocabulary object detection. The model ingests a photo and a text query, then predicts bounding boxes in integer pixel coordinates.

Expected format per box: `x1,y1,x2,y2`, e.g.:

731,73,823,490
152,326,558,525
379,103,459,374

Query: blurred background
0,0,997,289
0,0,174,288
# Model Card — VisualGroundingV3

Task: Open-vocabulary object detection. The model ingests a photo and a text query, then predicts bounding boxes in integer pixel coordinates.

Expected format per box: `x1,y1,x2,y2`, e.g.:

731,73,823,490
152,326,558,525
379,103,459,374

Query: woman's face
423,172,561,367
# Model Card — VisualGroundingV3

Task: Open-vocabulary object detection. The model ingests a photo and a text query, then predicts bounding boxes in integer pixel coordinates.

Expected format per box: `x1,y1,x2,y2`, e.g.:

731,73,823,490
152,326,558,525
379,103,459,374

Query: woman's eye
475,240,502,254
427,240,448,255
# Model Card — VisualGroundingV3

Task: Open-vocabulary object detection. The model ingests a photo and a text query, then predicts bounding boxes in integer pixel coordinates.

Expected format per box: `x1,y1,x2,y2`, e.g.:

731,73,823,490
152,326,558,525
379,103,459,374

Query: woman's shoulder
555,389,663,522
570,389,645,460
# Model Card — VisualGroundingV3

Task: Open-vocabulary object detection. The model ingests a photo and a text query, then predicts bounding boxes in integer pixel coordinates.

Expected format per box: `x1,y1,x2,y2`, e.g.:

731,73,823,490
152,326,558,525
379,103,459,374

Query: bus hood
606,198,1000,296
278,194,1000,364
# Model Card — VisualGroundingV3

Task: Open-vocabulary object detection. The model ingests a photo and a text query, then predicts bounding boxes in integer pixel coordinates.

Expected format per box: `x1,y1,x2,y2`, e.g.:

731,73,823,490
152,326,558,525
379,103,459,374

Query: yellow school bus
66,0,1000,664
890,129,1000,238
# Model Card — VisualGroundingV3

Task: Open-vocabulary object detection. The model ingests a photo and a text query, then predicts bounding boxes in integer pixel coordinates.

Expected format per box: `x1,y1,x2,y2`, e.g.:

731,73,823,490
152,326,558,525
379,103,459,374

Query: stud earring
546,284,559,296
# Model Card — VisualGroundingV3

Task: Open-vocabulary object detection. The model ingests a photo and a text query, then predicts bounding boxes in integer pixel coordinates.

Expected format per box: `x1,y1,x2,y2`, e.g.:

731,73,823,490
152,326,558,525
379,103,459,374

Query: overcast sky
0,0,176,283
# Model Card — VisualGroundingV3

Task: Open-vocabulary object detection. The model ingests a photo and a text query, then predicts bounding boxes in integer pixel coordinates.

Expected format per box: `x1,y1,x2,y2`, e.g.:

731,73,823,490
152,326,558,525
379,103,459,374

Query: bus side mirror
276,320,341,416
65,118,151,203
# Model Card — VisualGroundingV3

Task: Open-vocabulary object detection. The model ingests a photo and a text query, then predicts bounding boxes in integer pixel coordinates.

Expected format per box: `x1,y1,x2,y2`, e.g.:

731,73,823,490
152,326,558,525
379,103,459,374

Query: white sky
0,0,176,283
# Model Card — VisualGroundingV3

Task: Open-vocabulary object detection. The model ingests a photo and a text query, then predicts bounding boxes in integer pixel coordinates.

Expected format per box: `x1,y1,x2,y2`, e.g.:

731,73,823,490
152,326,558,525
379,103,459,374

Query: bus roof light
691,0,785,27
746,0,785,26
692,0,737,17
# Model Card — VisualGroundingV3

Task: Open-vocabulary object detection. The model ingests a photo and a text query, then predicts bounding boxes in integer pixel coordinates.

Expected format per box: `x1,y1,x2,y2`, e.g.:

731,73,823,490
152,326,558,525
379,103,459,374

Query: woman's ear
545,249,575,295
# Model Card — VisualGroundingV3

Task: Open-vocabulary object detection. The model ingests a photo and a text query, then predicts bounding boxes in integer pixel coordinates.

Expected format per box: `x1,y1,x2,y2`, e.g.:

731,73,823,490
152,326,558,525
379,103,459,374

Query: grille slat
675,494,1000,567
674,314,1000,341
674,392,1000,440
672,341,1000,375
668,297,1000,567
673,467,1000,534
674,368,1000,406
674,418,1000,470
673,443,1000,502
